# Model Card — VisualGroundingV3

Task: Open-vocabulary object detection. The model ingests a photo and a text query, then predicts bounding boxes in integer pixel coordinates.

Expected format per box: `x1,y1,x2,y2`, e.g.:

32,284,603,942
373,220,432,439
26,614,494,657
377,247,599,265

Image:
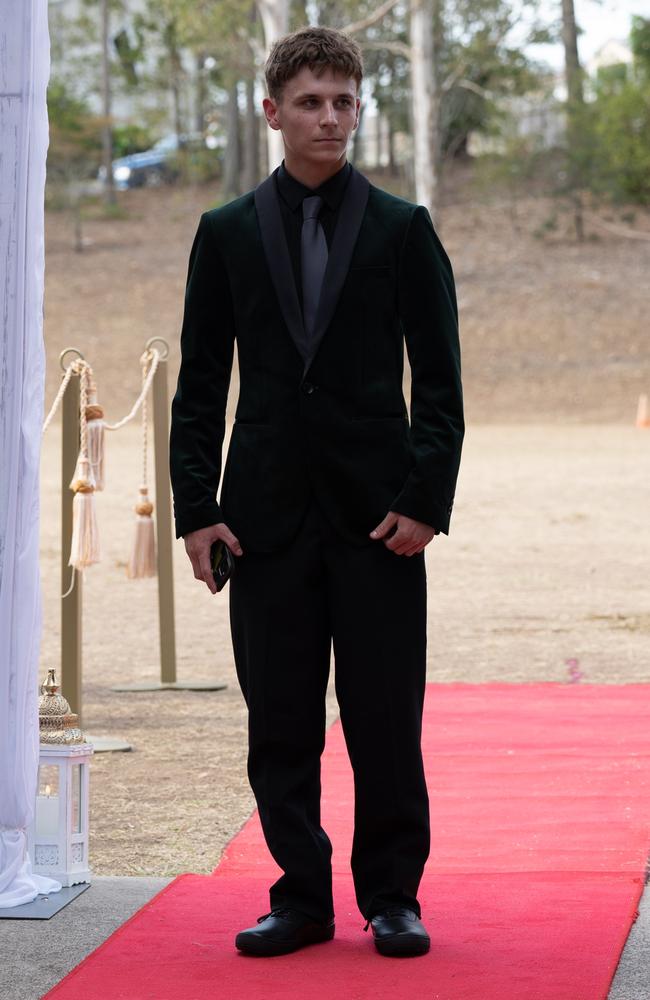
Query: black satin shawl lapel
304,165,370,374
253,164,371,373
254,170,309,361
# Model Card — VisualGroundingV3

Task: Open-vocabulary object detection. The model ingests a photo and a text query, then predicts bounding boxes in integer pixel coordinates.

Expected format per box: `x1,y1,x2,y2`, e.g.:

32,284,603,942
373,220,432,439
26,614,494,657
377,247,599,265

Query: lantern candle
36,784,59,838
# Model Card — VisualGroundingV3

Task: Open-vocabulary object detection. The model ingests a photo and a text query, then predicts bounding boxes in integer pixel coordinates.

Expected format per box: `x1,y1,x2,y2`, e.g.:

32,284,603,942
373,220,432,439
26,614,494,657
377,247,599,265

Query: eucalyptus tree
560,0,586,238
336,0,547,217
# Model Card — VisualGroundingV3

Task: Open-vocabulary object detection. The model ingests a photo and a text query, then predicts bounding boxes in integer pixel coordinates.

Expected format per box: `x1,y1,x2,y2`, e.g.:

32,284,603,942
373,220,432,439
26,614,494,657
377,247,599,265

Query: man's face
263,65,360,168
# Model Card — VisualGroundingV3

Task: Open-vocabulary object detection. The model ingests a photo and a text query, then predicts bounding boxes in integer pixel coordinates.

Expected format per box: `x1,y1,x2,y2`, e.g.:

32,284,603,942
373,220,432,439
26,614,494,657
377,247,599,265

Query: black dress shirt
275,158,352,312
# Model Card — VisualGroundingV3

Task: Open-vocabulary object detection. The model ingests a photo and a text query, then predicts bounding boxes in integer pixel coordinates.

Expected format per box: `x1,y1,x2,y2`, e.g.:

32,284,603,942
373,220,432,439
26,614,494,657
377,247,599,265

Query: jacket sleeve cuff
389,491,454,536
173,502,224,540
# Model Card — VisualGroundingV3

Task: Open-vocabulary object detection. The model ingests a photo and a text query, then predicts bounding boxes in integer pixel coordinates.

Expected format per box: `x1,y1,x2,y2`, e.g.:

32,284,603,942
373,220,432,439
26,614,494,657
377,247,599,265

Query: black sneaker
365,906,430,957
235,907,335,957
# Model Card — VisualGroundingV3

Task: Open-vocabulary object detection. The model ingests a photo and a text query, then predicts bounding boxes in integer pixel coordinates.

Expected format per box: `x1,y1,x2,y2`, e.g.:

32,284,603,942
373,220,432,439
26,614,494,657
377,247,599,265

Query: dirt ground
39,171,650,877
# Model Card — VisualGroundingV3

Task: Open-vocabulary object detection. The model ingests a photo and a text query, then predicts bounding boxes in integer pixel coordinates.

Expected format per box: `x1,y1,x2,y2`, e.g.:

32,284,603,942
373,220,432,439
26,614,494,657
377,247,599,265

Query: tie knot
302,195,323,221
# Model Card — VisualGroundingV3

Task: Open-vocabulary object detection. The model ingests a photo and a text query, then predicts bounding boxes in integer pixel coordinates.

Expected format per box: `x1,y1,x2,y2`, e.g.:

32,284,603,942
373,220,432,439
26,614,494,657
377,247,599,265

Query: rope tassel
127,349,157,579
68,459,100,570
86,377,105,491
68,364,101,570
127,486,156,578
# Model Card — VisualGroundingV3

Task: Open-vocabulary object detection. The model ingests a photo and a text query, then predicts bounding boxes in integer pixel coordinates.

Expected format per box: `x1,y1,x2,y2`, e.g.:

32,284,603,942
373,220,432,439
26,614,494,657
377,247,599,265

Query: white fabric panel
0,0,62,906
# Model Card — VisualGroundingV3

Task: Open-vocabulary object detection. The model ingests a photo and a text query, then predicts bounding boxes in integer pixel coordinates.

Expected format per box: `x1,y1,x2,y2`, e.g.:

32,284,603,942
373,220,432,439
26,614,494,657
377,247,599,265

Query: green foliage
631,15,650,77
440,0,549,157
166,146,223,184
590,80,650,203
594,62,628,97
113,23,147,88
46,78,103,183
112,124,155,158
474,13,650,211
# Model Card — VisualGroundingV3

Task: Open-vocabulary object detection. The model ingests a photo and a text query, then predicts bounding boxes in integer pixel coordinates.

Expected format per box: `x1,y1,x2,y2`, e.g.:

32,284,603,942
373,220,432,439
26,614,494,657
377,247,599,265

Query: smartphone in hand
210,539,236,592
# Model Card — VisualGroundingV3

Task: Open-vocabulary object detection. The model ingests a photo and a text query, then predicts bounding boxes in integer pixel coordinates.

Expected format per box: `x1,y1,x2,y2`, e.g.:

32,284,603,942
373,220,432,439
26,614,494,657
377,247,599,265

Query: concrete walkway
0,876,172,1000
0,874,647,999
609,877,650,1000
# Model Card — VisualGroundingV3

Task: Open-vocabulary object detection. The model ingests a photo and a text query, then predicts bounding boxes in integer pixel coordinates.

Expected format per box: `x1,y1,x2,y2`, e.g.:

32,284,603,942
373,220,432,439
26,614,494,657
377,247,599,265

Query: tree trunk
375,111,383,170
100,0,115,207
561,0,585,240
223,83,241,199
351,99,365,164
164,20,183,144
561,0,584,106
243,75,259,190
387,114,397,176
242,5,260,191
432,0,443,183
410,0,439,218
195,50,207,134
257,0,290,171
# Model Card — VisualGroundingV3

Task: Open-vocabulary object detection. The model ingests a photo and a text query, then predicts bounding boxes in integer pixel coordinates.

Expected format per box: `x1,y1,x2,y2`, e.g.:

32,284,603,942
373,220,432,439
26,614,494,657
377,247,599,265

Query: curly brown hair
264,26,364,103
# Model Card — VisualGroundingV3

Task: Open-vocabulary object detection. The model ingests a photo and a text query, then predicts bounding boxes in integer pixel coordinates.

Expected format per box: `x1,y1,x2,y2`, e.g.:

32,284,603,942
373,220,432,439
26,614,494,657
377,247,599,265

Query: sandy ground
37,173,650,876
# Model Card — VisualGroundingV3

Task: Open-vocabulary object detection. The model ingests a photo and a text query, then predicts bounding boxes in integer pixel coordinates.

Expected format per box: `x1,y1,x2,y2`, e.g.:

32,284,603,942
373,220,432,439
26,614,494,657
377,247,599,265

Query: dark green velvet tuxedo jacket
169,163,464,552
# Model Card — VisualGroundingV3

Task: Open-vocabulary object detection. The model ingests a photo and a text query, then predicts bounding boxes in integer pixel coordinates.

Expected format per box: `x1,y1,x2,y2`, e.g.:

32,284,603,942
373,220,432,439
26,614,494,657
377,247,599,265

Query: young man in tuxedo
169,26,464,958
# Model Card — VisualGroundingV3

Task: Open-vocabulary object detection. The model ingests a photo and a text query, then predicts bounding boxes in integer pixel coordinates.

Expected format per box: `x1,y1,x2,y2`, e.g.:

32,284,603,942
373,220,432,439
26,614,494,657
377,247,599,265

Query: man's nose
320,102,338,125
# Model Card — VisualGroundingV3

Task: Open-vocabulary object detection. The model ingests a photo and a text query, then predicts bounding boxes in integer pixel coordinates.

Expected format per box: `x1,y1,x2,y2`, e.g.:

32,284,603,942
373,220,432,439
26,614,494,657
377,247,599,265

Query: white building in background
468,35,636,157
467,83,565,157
586,38,633,77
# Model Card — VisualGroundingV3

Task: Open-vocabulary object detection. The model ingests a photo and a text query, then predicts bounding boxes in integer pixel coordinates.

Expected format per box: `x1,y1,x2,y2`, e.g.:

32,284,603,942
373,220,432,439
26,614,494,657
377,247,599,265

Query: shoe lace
363,906,416,932
256,907,294,924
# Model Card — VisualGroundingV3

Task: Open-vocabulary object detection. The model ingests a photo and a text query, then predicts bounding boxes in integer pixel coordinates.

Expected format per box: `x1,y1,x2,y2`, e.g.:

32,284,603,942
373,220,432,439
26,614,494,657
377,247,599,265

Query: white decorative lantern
26,670,94,886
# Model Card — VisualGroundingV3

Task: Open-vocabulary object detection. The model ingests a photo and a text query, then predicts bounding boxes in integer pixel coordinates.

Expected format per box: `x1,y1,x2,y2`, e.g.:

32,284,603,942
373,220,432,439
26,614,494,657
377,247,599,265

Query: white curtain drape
0,0,62,906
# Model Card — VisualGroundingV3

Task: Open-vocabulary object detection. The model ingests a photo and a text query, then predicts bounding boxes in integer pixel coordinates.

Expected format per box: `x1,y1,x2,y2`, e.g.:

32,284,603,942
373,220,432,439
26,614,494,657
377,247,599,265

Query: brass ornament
39,669,86,745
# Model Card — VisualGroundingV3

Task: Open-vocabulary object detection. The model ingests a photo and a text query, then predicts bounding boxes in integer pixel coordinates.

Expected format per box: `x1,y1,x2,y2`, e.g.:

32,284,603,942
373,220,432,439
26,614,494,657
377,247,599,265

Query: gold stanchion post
58,348,132,752
111,338,226,693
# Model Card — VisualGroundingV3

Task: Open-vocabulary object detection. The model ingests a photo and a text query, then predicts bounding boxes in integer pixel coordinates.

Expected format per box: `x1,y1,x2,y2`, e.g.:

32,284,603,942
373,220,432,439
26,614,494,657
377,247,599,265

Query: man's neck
282,153,348,190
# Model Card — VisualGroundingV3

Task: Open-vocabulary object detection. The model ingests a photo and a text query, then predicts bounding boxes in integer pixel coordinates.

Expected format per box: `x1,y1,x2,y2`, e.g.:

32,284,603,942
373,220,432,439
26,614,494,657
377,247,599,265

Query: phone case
210,539,236,591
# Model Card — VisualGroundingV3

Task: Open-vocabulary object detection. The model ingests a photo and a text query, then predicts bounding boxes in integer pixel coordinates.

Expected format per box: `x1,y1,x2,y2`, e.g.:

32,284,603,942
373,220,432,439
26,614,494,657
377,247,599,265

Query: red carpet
44,683,650,999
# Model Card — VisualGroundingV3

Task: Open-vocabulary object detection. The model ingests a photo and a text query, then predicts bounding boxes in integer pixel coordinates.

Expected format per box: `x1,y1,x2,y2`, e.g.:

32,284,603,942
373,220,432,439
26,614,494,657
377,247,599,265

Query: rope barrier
42,344,166,598
42,348,161,435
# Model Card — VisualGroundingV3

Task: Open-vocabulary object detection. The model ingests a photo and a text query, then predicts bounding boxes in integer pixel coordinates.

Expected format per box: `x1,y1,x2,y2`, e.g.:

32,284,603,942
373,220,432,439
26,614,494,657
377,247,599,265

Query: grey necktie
301,195,328,339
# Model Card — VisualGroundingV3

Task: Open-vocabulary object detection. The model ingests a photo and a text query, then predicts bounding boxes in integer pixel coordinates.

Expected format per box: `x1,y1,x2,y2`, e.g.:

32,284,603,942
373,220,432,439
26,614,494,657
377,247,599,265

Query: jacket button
302,381,316,395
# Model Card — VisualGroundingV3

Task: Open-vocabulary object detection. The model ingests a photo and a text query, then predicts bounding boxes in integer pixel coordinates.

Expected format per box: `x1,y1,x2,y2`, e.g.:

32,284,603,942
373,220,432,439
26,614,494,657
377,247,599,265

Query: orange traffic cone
636,394,650,428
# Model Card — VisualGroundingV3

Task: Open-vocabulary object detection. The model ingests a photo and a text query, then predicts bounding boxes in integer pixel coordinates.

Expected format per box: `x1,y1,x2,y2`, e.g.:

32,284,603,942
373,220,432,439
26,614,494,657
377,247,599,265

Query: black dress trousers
228,491,430,923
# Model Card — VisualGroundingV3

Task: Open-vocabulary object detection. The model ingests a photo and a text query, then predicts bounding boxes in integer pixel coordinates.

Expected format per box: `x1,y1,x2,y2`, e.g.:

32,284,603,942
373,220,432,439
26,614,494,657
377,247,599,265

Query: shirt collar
276,159,351,213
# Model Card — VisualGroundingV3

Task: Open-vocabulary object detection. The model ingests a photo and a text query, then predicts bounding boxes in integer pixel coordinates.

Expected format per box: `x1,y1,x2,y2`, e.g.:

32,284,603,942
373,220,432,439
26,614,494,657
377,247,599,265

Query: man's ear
262,95,282,131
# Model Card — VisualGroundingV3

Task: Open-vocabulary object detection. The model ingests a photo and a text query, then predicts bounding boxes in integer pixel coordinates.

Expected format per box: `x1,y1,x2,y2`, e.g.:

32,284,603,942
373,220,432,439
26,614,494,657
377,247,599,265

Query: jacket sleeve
390,205,464,534
169,212,235,539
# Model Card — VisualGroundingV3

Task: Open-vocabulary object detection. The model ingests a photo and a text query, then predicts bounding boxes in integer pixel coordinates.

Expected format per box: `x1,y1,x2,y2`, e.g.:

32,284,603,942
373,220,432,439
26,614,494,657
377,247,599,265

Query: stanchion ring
59,347,85,372
145,337,170,361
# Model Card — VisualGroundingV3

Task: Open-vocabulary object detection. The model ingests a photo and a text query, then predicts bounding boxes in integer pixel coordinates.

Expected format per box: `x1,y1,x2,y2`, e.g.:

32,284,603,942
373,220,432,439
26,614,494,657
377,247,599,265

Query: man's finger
219,525,243,556
384,528,413,552
198,548,217,594
370,512,399,539
390,538,415,555
189,552,202,580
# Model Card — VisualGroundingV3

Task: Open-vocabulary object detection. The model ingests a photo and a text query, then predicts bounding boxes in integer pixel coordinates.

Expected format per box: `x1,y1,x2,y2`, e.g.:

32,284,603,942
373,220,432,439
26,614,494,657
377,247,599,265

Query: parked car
97,132,222,190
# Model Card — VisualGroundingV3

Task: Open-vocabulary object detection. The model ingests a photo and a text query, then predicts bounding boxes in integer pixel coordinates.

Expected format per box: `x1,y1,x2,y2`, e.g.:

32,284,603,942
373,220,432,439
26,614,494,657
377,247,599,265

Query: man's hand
183,522,243,594
370,511,437,556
